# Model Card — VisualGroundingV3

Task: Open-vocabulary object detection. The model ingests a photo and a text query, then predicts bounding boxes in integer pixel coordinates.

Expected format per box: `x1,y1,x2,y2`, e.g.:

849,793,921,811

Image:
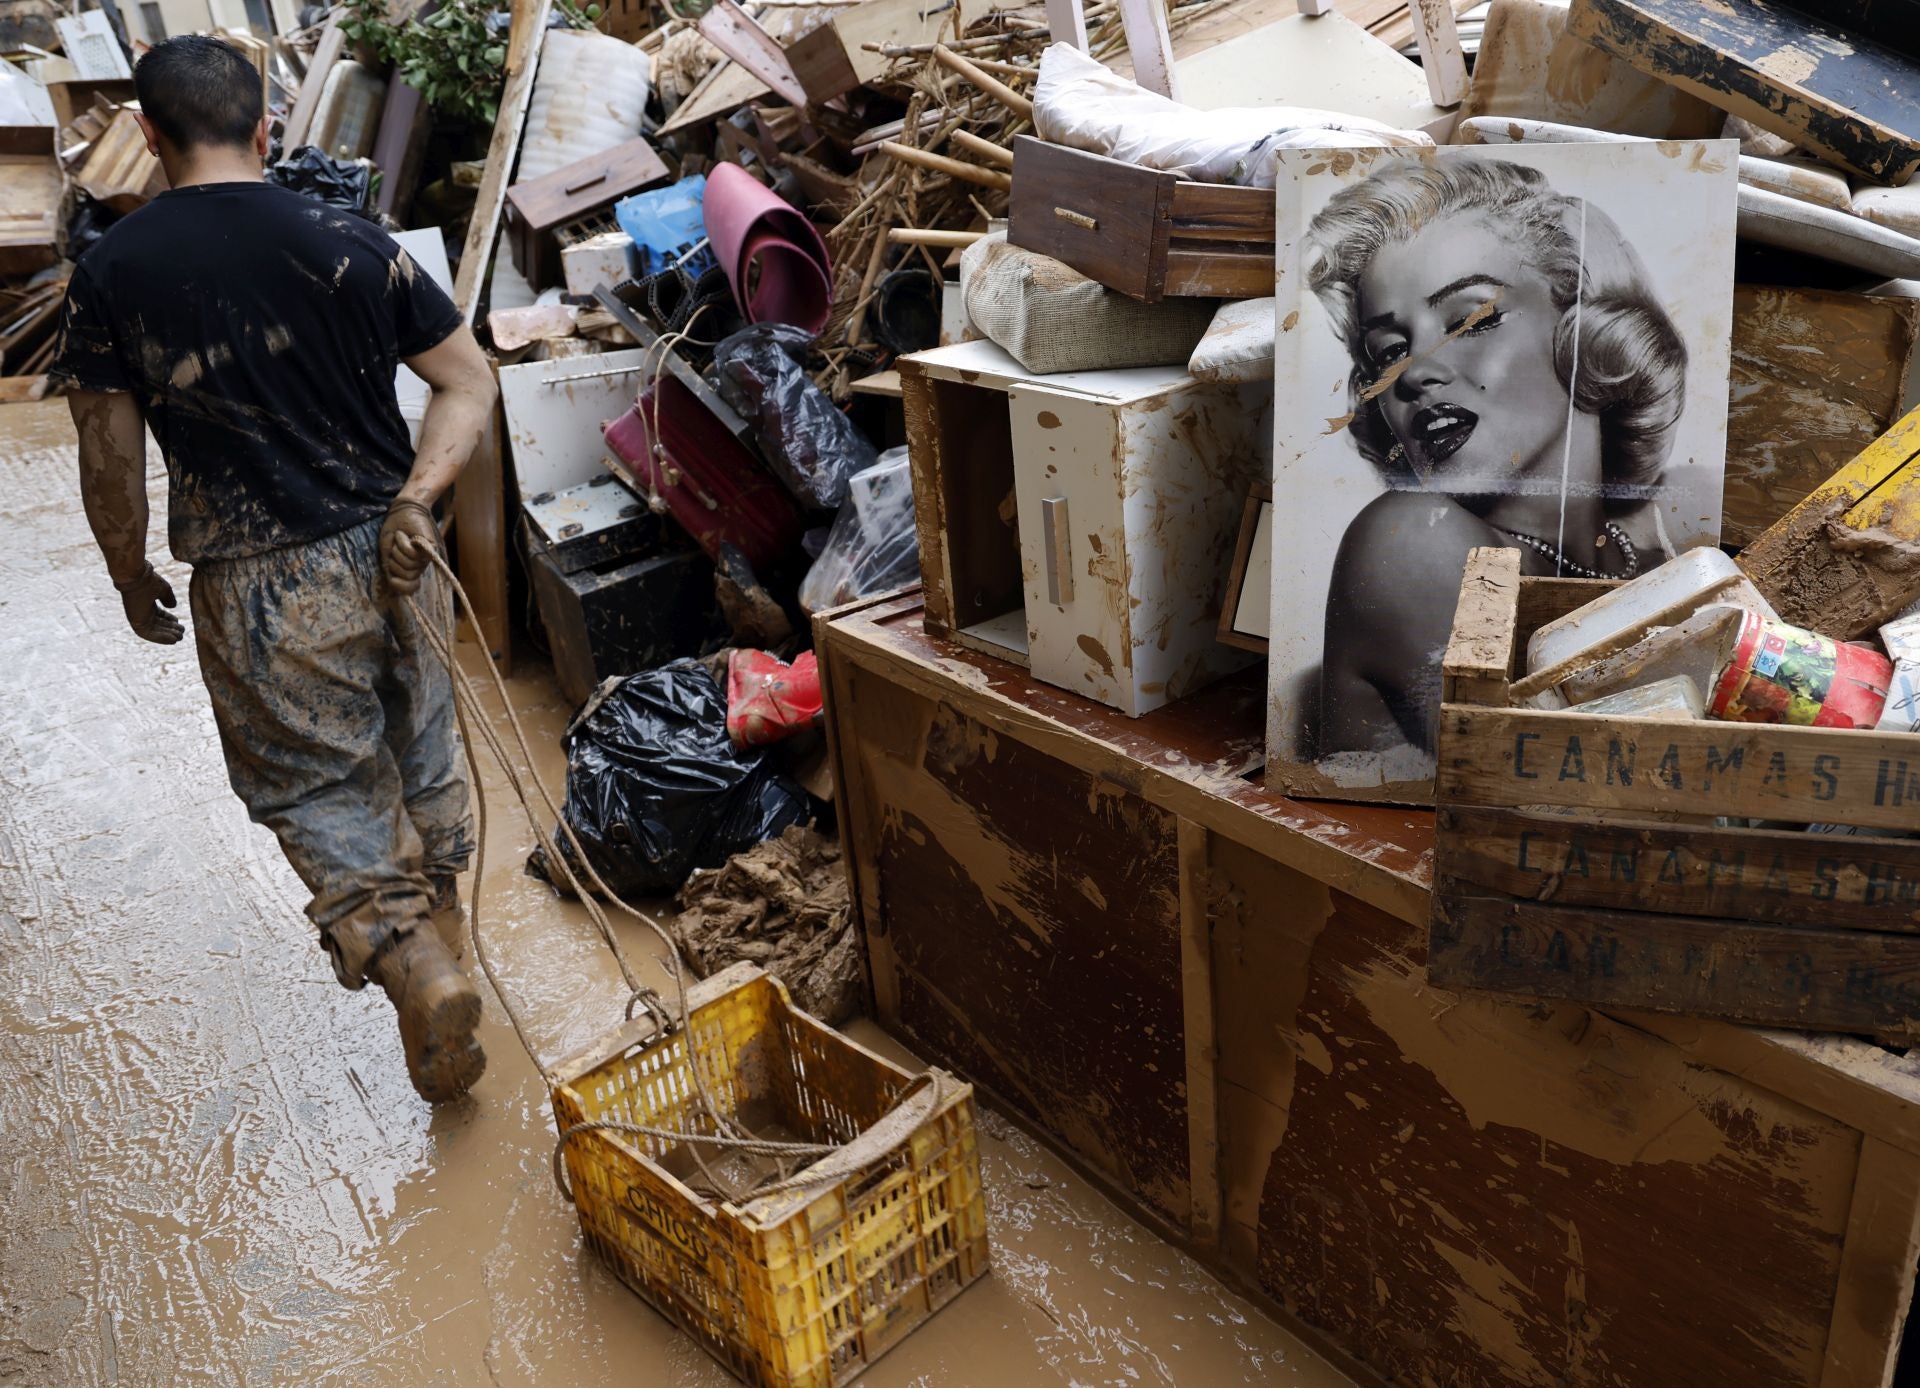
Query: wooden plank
1822,1137,1920,1388
1439,705,1920,833
453,0,553,323
1176,817,1221,1247
812,598,894,1017
1437,805,1920,932
1725,286,1920,549
1167,180,1273,232
697,0,808,107
1738,400,1920,641
1117,0,1179,100
899,365,1023,634
787,0,999,103
1159,251,1272,298
1432,892,1920,1039
1439,546,1518,705
1406,0,1466,106
74,107,166,213
280,10,341,152
451,370,512,668
1045,0,1087,49
0,157,62,279
1566,0,1920,185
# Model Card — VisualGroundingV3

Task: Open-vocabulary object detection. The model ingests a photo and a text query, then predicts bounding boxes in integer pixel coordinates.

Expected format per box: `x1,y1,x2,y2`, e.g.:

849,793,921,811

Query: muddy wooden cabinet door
900,339,1269,717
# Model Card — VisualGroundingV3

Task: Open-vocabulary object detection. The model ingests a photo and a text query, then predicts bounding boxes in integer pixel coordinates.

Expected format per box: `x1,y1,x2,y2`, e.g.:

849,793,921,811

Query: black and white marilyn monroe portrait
1305,156,1688,766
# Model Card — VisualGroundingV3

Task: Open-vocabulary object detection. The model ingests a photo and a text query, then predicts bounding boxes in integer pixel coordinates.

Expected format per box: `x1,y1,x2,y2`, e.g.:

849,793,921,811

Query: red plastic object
702,161,833,334
602,378,803,572
726,649,823,747
1709,610,1893,729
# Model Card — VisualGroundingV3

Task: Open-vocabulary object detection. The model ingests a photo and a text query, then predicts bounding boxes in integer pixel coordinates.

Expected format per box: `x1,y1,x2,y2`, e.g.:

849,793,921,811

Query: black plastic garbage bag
530,660,810,899
267,146,374,214
710,324,879,511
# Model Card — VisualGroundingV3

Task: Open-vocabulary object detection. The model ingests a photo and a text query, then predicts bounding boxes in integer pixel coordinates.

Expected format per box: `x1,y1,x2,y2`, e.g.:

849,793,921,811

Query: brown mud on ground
0,399,1351,1386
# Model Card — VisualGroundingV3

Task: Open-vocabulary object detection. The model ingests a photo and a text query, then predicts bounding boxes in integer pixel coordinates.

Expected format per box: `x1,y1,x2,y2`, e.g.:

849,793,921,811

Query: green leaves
339,0,508,129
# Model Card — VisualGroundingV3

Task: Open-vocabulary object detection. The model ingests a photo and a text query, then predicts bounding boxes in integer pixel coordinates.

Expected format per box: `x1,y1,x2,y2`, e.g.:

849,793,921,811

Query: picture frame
1263,140,1737,804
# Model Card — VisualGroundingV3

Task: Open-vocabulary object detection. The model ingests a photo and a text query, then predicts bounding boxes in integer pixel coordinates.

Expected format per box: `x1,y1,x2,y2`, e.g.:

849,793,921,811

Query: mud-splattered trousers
188,516,473,989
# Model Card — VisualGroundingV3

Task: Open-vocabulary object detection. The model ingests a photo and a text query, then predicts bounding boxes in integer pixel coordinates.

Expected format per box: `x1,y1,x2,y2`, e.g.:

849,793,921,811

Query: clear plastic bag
711,324,879,510
798,447,919,615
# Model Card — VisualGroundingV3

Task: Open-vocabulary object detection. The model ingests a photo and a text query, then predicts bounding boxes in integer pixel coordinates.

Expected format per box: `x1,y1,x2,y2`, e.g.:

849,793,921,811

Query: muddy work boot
427,875,468,961
368,928,486,1103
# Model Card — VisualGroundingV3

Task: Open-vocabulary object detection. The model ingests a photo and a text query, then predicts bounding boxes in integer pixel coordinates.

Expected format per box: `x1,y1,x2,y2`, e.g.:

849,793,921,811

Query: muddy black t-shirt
49,182,462,563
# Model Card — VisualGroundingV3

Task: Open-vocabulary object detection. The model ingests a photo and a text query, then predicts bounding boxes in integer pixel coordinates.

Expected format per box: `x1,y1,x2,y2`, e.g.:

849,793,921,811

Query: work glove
115,562,184,645
379,498,440,596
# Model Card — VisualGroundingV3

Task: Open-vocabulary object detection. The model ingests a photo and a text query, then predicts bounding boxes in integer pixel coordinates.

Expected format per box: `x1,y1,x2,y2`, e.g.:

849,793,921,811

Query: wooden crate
821,589,1920,1388
1432,546,1920,1040
1006,137,1272,303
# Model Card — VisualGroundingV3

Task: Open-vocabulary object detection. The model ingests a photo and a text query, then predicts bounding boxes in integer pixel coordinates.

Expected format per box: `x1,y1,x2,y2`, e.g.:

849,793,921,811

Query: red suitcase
602,377,804,573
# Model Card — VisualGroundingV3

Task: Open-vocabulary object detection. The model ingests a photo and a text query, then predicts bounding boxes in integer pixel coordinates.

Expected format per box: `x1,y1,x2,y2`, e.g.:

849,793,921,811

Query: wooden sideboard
819,590,1920,1388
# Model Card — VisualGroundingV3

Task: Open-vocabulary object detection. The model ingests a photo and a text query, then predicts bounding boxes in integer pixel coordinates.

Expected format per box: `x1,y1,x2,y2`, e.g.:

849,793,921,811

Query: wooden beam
930,44,1034,120
280,10,341,151
1116,0,1179,100
1045,0,1088,49
453,0,553,323
949,128,1014,168
697,0,809,108
450,372,512,668
1407,0,1467,107
1176,817,1221,1246
879,140,1011,190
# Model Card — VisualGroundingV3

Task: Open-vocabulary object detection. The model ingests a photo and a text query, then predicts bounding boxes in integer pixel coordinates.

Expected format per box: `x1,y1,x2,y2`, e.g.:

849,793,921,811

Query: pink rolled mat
702,161,833,334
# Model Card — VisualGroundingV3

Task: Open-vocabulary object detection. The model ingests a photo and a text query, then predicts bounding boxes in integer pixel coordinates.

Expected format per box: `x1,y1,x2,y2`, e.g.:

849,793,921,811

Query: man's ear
253,115,268,159
132,112,161,158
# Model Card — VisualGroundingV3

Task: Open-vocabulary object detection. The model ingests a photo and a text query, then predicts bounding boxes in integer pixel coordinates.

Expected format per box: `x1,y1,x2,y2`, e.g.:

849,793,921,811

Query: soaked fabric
188,516,473,988
48,181,462,563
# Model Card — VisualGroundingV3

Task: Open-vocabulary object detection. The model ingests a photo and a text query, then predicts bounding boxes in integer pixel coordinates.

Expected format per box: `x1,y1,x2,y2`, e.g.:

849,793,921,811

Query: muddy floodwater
0,399,1351,1386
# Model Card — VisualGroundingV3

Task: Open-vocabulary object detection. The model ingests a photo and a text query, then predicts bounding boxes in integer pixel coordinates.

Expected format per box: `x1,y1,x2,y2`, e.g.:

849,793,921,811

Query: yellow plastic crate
551,962,990,1387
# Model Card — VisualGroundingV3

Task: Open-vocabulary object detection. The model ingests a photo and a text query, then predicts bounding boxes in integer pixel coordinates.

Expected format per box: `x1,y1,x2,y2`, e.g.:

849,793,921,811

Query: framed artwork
1264,140,1737,804
1217,483,1272,655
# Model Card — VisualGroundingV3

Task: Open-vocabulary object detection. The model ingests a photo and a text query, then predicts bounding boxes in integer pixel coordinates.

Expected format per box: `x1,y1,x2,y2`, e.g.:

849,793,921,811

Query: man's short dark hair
133,35,263,151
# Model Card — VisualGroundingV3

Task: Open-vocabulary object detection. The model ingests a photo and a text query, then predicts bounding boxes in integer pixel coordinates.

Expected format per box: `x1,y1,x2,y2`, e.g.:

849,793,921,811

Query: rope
402,541,748,1197
396,539,942,1208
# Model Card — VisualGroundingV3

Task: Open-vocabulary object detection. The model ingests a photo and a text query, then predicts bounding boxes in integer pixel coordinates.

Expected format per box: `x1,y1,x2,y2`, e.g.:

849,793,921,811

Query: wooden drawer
1007,136,1273,303
1432,546,1920,1041
505,136,669,290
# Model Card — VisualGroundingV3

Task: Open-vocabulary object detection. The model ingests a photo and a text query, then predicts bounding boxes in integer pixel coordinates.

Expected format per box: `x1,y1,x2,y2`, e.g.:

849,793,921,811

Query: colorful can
1709,610,1893,728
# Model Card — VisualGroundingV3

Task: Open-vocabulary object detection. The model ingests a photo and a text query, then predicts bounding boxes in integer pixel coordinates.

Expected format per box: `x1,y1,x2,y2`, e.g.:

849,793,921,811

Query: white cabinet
902,340,1270,716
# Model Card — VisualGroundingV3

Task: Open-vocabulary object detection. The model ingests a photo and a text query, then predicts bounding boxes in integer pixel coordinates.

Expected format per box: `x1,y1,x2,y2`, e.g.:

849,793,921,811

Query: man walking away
51,36,500,1103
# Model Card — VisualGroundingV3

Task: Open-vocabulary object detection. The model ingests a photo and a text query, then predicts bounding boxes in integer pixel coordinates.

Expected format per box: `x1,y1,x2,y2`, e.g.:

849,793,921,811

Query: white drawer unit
900,340,1271,716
